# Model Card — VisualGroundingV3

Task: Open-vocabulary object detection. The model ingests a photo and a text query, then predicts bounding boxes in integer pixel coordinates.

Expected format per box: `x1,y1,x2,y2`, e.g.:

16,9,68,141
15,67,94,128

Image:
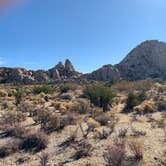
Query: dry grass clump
87,118,100,132
95,113,110,126
33,109,76,133
130,127,146,137
112,80,153,92
0,111,26,128
128,139,143,161
103,139,126,166
0,89,8,97
3,123,28,138
94,129,111,140
0,139,21,158
39,152,50,166
134,101,156,115
20,130,48,153
71,98,91,114
72,139,94,160
118,128,128,138
59,83,78,94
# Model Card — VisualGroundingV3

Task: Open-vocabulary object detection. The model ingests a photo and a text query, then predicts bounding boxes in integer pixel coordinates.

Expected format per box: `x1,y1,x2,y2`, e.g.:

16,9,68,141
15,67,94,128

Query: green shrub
83,85,115,112
59,83,78,94
123,92,139,113
33,85,55,94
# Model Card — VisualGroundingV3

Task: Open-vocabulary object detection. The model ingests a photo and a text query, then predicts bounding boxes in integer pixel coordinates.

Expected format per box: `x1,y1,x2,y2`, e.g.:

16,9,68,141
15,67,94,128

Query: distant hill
0,40,165,83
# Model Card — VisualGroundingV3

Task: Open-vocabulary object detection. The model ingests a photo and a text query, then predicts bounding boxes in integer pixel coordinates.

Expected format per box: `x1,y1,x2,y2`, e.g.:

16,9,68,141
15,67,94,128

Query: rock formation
0,40,165,83
86,40,166,81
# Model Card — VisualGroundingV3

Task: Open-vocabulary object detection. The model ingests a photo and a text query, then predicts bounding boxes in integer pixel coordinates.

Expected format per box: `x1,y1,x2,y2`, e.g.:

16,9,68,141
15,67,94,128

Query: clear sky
0,0,166,73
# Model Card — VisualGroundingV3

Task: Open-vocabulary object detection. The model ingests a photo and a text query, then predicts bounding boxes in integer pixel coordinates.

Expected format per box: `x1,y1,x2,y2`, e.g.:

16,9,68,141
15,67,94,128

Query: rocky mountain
86,40,166,81
0,40,165,83
0,59,81,84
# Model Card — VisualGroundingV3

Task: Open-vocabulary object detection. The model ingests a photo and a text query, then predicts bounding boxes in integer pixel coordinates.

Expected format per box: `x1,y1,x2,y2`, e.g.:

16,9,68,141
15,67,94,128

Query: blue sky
0,0,166,73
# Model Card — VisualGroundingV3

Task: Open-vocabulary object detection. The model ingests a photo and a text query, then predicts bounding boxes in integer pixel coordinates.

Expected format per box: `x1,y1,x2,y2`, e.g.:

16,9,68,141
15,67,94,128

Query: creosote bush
59,83,78,94
33,85,56,94
128,139,143,161
0,139,20,158
71,99,91,114
103,139,126,166
95,113,110,126
72,140,94,160
33,109,75,133
20,130,48,153
84,85,115,112
123,92,139,113
0,111,26,127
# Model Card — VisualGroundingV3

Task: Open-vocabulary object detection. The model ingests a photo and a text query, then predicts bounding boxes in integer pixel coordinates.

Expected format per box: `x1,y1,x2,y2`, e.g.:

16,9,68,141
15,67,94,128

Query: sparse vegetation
0,81,164,165
33,85,56,94
103,139,126,166
128,139,143,161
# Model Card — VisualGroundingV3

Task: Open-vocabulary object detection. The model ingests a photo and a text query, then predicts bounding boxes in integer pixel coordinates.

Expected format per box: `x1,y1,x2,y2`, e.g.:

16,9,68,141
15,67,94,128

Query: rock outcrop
0,59,80,84
117,40,166,80
85,65,121,82
0,40,165,83
86,40,166,81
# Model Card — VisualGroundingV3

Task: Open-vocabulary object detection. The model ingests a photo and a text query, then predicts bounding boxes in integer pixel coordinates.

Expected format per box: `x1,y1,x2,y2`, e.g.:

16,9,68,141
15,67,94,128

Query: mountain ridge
0,40,166,83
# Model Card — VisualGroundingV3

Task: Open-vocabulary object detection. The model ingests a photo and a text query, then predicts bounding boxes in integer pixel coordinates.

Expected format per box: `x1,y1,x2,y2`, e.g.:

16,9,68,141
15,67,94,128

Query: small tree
84,85,115,112
124,92,139,113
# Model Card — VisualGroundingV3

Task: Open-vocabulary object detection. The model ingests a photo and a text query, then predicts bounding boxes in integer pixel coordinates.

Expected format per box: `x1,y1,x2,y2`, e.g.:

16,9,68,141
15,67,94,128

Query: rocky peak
117,40,166,80
65,59,75,72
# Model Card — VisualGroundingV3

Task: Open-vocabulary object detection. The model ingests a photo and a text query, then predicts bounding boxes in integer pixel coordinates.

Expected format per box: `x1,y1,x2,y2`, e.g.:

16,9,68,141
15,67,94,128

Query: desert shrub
157,99,166,111
72,140,94,160
84,85,115,112
39,152,49,166
95,129,111,140
71,99,91,114
87,118,100,132
0,89,8,97
33,85,55,94
123,92,139,113
103,139,126,166
134,101,156,115
128,139,143,161
130,128,146,137
138,90,147,103
33,109,75,132
59,83,78,94
118,128,128,138
95,113,110,126
20,130,48,153
0,111,26,127
112,80,153,92
3,124,28,138
17,101,34,114
14,88,24,106
0,139,20,158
